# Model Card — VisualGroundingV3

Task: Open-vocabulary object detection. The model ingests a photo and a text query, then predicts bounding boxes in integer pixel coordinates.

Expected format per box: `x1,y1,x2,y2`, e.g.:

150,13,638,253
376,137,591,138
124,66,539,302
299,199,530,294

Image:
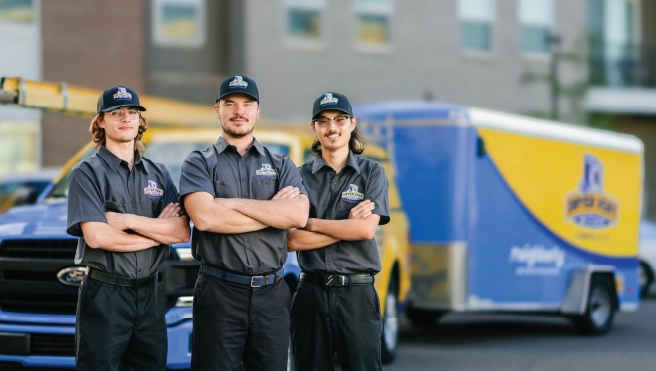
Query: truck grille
0,293,78,314
31,333,75,356
0,240,77,260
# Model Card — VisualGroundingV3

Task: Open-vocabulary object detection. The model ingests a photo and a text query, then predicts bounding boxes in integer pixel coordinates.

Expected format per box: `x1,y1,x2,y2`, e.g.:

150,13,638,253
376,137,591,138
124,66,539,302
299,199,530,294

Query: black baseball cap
312,92,353,120
216,75,259,103
96,86,146,114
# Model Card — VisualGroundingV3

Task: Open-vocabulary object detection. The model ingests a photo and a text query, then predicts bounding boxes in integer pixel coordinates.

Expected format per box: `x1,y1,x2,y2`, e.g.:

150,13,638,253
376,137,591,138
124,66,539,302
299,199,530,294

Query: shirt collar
311,151,360,174
97,145,147,173
214,136,266,157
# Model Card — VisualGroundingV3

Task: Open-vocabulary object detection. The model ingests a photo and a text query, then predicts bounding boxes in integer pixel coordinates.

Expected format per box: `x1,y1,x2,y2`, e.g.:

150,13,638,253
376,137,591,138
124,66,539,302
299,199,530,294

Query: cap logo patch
256,163,277,179
144,180,164,198
113,87,132,101
320,93,338,106
342,184,364,203
229,76,248,89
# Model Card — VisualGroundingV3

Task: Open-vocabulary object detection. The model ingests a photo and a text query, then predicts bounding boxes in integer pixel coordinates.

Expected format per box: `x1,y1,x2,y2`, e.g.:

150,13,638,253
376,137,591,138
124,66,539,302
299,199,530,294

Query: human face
215,93,260,139
311,110,355,153
98,106,141,145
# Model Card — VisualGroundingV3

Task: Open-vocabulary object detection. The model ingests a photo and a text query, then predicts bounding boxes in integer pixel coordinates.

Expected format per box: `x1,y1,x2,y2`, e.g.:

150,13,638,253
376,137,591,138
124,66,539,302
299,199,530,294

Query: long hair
311,124,367,156
89,112,148,154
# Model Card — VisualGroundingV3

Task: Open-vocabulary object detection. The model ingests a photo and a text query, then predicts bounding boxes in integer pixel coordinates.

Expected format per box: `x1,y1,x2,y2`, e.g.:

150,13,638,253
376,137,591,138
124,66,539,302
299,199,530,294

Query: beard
221,118,254,139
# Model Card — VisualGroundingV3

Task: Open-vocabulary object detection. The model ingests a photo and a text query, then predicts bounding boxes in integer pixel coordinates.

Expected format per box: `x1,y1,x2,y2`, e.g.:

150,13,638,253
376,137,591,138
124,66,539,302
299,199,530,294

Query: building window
152,0,206,48
0,0,33,24
354,0,393,47
519,0,554,54
458,0,495,52
286,0,325,43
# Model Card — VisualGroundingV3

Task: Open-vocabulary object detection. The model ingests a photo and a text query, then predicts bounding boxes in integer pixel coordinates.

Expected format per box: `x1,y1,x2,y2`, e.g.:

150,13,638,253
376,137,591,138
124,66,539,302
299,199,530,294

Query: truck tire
381,279,399,365
405,304,444,327
639,261,654,298
573,275,616,335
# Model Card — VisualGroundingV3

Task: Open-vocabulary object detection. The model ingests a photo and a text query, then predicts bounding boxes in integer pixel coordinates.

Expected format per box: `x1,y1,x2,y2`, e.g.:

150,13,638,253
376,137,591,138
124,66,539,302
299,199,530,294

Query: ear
214,104,220,117
98,115,105,129
310,121,316,134
349,116,357,132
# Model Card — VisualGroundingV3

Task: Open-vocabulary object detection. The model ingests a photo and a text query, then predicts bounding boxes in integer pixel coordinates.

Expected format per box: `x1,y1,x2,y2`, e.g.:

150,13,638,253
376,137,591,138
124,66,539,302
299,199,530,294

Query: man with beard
179,75,309,371
67,86,190,370
287,92,390,371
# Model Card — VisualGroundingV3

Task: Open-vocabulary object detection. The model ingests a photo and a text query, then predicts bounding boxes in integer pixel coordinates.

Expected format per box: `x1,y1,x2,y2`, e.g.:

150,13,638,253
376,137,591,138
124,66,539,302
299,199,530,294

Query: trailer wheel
574,275,616,335
381,278,399,365
639,261,654,298
405,304,444,327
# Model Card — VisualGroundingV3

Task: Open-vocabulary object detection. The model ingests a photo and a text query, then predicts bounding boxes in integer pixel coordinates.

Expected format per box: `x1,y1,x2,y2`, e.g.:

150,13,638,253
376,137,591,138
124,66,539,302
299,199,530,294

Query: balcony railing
589,42,656,88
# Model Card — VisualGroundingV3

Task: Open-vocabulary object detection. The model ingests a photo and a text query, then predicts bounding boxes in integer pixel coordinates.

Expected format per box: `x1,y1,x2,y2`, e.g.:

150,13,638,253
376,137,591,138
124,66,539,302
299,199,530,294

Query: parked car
0,168,59,214
639,219,656,297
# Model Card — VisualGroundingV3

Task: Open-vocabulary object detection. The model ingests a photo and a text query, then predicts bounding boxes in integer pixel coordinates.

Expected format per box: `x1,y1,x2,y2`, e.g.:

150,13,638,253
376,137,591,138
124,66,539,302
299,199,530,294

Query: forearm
81,222,158,252
124,215,191,244
287,228,340,252
194,202,268,234
224,196,309,229
305,217,378,241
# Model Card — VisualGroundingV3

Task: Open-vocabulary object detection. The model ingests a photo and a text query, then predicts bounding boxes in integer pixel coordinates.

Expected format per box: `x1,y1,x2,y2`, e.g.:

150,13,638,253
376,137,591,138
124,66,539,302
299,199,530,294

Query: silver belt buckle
250,275,264,288
325,275,346,286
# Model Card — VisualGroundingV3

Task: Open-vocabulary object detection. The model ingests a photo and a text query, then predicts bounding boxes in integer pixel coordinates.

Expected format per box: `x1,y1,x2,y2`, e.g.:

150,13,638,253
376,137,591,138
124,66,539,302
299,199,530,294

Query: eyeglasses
108,108,140,120
312,115,352,127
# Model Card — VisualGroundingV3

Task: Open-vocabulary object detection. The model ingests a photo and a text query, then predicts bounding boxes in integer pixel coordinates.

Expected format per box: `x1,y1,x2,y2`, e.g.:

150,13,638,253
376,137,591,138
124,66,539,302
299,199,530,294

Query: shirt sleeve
278,156,308,196
160,164,186,217
66,164,107,237
366,162,390,225
179,151,215,198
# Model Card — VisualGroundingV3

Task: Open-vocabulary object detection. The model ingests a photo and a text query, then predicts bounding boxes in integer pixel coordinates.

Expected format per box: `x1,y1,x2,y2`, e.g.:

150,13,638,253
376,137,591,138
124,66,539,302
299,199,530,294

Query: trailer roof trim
469,107,643,154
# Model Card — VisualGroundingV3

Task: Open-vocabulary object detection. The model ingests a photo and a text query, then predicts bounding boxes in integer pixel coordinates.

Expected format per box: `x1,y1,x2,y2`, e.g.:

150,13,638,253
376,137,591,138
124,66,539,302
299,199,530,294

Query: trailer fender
561,265,618,315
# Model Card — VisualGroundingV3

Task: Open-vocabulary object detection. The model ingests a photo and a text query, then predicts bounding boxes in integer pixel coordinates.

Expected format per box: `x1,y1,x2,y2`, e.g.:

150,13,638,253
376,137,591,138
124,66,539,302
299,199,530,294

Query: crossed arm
287,200,380,252
81,202,190,252
184,186,310,234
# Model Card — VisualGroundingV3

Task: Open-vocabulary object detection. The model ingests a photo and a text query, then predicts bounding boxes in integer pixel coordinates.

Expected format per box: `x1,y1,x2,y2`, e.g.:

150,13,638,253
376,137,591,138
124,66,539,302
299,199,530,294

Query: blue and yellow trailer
356,102,643,334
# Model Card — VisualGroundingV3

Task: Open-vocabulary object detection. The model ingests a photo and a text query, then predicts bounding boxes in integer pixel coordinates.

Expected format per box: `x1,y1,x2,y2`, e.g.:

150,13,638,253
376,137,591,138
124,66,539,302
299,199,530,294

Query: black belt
300,272,374,286
200,264,283,288
85,267,157,288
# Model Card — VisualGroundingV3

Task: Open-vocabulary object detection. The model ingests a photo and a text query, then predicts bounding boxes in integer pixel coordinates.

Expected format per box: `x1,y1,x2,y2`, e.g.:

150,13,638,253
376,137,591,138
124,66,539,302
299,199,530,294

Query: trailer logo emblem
57,267,86,287
566,154,618,229
144,180,164,198
342,184,364,203
256,163,277,179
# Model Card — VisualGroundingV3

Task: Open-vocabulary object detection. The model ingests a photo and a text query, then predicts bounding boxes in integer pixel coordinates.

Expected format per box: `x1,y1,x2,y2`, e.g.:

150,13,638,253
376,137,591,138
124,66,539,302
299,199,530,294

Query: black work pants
290,281,383,371
190,272,291,371
75,274,168,371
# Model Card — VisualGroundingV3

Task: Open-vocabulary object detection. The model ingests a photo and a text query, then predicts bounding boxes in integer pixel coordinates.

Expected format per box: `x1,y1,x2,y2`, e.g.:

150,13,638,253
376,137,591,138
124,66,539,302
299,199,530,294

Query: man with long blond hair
67,86,190,371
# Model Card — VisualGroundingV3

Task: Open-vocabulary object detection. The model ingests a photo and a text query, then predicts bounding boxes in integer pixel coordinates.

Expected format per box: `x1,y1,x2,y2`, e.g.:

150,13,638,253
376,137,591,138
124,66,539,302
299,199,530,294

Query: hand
105,211,131,231
348,200,375,220
157,202,181,218
272,186,300,200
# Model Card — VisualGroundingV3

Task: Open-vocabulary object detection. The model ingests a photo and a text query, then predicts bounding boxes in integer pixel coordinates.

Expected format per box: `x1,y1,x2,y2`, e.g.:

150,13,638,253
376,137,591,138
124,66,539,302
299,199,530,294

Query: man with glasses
67,86,190,370
288,92,390,371
179,75,309,370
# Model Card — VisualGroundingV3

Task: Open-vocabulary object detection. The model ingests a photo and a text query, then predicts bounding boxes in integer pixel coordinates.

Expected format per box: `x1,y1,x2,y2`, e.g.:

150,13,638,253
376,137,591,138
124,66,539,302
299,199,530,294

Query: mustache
230,115,249,122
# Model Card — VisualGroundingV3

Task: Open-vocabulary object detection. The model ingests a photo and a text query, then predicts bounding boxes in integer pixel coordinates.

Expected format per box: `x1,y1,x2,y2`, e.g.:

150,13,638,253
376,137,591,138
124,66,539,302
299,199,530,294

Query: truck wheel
573,275,616,335
405,304,444,327
639,261,654,298
381,278,399,365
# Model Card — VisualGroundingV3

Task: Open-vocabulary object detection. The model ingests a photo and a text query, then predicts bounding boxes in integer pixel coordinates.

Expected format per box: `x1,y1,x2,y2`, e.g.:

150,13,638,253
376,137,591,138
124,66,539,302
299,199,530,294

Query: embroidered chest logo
342,184,364,203
320,93,338,106
113,87,132,100
144,180,164,198
256,164,277,179
229,76,248,89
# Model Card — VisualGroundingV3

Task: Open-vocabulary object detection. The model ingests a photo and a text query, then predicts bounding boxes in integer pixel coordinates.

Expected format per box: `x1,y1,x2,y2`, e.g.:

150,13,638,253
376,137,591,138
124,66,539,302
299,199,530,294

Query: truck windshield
44,140,290,201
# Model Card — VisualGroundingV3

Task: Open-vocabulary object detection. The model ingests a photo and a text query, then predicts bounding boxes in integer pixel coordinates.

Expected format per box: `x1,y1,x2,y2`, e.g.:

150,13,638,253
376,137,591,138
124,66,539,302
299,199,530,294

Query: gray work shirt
66,146,181,278
297,152,390,275
179,137,307,275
